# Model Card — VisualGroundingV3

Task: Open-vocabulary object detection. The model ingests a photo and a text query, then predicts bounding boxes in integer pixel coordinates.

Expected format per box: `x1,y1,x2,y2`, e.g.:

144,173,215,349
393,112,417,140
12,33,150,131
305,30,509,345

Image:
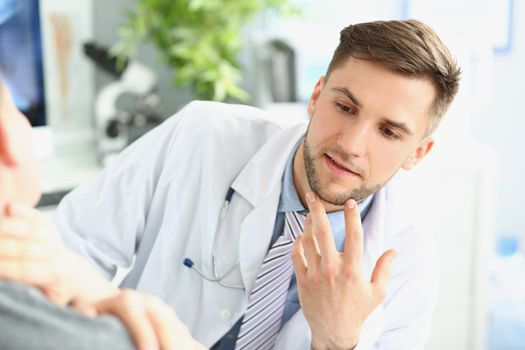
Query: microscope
84,42,163,165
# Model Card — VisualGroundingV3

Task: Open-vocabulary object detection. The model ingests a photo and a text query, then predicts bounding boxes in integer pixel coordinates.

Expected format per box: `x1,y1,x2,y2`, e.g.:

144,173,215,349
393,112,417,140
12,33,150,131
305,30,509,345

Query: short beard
302,128,386,206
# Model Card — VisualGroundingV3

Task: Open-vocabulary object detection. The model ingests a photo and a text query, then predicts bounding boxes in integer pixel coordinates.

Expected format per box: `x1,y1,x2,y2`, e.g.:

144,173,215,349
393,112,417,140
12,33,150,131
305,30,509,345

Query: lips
325,154,360,177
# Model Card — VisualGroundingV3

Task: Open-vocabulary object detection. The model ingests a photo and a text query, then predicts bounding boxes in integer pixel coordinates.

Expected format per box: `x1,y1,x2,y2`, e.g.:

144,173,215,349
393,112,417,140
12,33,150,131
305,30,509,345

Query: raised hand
0,202,75,305
291,192,397,350
0,202,118,305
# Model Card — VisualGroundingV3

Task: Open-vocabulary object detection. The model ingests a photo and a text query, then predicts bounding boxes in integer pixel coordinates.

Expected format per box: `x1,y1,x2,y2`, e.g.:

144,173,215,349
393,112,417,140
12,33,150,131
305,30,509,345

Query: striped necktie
235,211,305,350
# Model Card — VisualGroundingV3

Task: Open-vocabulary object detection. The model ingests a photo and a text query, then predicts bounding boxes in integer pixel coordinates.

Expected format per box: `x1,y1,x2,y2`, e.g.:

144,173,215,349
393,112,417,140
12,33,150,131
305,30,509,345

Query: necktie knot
283,211,306,241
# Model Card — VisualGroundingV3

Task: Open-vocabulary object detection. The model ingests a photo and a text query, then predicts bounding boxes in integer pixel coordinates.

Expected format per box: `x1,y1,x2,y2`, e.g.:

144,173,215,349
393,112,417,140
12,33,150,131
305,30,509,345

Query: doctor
52,19,460,349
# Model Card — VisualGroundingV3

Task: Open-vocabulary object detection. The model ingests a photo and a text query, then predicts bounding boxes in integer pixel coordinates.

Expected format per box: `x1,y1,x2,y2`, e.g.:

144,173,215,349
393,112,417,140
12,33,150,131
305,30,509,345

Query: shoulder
172,100,285,136
154,101,295,186
158,100,289,165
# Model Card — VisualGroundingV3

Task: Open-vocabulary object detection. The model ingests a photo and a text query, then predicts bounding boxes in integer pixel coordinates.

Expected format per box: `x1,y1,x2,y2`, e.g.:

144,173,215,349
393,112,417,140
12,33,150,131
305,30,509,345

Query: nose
336,121,369,158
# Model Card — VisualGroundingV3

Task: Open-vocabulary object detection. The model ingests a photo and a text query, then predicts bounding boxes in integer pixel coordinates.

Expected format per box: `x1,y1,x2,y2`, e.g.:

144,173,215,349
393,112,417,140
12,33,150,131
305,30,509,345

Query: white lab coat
56,101,437,349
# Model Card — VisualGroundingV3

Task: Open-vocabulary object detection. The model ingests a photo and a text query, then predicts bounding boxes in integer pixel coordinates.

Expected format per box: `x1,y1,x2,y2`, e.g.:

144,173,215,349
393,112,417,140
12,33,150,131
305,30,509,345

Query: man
8,19,461,349
0,79,206,349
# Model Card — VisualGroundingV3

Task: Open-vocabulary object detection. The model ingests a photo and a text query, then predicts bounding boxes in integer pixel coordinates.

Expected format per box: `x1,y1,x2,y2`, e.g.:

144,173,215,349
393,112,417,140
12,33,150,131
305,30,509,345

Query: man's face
303,57,436,206
0,83,41,206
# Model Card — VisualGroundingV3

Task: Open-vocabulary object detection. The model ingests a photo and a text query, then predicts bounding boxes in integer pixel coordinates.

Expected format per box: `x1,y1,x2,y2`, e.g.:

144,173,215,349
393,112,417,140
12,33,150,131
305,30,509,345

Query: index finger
305,191,338,260
143,294,196,350
96,290,159,350
343,199,364,270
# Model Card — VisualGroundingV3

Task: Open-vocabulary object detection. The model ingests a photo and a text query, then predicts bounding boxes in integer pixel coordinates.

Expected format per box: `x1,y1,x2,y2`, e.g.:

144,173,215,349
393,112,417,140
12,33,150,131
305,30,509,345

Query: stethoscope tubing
183,188,244,289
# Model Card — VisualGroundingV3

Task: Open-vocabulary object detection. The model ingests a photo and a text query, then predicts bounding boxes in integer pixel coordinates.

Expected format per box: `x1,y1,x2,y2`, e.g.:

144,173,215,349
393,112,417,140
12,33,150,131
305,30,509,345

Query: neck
292,142,345,213
292,142,308,208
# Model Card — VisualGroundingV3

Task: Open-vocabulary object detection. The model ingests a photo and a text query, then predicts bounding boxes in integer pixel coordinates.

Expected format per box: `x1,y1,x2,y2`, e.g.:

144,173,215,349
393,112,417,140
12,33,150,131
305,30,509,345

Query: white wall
471,0,525,242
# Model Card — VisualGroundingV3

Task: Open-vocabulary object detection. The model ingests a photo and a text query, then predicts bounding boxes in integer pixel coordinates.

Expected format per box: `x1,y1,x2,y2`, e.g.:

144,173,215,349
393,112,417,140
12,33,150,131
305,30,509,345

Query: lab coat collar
231,122,307,206
232,122,307,292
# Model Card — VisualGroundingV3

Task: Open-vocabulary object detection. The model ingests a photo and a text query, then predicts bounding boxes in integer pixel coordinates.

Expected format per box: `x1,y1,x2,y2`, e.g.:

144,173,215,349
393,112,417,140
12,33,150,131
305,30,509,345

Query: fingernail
345,199,356,209
305,191,317,203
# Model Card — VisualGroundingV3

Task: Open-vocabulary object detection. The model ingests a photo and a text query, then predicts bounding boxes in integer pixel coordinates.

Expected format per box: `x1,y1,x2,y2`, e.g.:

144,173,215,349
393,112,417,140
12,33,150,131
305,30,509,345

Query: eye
335,102,356,114
381,126,401,140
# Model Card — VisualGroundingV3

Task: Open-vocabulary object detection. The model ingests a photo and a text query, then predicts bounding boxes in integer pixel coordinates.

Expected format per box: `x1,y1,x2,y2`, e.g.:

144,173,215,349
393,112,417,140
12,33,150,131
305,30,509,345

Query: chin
317,177,382,205
315,184,353,206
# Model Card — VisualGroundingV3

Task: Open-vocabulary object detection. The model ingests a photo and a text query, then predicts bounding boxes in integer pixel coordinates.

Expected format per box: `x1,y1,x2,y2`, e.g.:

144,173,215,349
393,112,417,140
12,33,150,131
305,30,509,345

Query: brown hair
326,19,461,135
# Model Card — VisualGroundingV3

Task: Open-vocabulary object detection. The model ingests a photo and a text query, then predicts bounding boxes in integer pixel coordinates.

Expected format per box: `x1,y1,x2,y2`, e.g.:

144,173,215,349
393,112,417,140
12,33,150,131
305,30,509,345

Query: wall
471,0,525,242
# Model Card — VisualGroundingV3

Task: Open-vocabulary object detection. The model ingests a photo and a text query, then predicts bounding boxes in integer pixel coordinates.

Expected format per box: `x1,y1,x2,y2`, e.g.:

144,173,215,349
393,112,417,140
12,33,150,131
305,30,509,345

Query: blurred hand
0,202,76,305
73,290,207,350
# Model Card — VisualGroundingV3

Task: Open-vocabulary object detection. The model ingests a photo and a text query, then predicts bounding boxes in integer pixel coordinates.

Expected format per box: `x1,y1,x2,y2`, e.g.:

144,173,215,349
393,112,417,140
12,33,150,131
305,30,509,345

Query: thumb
370,249,398,299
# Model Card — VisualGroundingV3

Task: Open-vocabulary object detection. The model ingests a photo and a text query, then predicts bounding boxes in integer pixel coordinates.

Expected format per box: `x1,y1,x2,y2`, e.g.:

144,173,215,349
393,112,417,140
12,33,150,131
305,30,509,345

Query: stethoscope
183,188,245,289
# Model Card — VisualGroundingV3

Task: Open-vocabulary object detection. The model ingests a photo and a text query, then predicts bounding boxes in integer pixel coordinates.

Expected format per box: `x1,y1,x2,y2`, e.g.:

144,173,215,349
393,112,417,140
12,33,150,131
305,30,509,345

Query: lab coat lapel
238,193,280,293
232,122,307,293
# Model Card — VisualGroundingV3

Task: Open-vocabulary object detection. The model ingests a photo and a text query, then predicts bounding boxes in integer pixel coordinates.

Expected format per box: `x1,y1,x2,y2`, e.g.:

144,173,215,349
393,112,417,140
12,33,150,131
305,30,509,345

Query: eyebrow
331,86,361,107
331,86,414,136
382,118,414,136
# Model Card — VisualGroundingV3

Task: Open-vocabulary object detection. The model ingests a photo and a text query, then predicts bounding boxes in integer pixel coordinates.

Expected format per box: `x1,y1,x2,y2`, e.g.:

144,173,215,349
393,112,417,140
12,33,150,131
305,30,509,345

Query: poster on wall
40,0,95,149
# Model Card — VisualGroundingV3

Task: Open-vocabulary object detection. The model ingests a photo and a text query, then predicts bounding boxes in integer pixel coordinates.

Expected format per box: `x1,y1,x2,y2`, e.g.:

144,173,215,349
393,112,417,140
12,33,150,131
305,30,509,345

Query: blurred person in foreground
0,78,206,350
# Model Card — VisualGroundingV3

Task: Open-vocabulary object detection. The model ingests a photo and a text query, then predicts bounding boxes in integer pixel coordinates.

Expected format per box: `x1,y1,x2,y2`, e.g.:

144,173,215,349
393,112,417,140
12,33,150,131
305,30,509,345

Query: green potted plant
112,0,297,102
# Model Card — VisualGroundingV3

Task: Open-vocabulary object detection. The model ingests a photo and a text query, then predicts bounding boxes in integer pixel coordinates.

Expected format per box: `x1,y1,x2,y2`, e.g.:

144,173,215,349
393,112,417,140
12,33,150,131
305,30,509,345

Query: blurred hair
326,19,461,135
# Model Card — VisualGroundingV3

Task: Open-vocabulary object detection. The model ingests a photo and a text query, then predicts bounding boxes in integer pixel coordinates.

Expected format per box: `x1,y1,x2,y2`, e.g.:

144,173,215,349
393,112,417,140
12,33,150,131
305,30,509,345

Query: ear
402,137,434,170
307,76,325,117
0,120,17,167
